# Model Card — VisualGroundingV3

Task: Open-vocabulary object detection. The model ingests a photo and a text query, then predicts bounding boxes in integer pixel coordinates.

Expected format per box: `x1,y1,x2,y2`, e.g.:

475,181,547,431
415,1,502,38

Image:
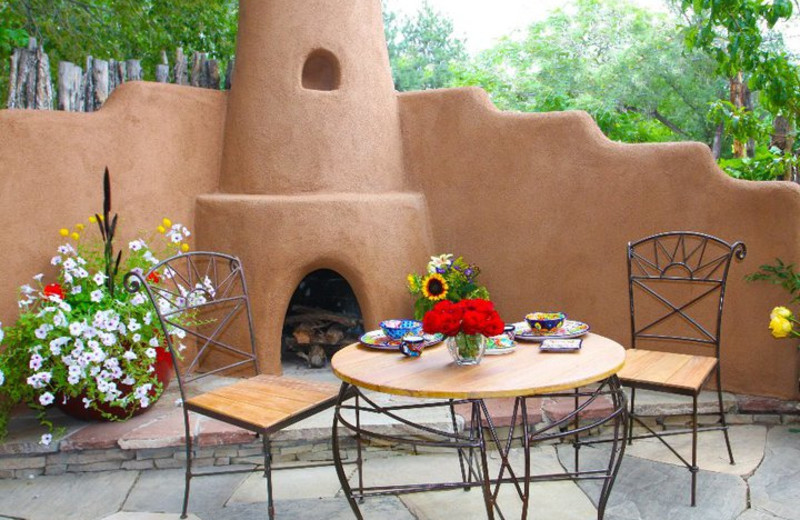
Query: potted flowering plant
0,169,192,444
422,299,504,366
407,254,491,320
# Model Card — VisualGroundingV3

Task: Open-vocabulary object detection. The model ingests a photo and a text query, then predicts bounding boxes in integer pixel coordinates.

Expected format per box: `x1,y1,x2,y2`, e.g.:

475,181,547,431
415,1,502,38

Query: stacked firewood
282,306,362,368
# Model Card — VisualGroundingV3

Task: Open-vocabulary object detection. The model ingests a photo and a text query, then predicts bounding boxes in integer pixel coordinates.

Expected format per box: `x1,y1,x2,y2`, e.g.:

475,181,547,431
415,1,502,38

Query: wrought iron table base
331,376,628,520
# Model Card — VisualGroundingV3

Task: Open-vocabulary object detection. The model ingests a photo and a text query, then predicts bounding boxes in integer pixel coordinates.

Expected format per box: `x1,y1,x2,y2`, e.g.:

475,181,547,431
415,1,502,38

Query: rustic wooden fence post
57,61,84,111
155,51,170,83
174,48,189,86
6,38,53,109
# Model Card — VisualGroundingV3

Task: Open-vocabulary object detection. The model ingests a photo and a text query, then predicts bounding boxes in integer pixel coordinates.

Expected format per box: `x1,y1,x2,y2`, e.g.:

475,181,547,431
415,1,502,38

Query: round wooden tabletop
331,333,626,400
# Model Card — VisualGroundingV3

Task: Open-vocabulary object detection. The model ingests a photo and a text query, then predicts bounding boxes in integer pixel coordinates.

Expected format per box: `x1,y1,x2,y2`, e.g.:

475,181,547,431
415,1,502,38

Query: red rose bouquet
423,299,504,364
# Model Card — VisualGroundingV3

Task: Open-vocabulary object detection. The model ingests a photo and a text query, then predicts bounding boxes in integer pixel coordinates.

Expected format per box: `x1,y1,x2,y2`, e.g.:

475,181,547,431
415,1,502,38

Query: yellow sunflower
421,273,449,301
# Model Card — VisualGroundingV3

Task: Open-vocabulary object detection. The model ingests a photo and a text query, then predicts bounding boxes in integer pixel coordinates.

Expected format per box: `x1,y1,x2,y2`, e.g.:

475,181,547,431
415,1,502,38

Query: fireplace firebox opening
282,269,364,369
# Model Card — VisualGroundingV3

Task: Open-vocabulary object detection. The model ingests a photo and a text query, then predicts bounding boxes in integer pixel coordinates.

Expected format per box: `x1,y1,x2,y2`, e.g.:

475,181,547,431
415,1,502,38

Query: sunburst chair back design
125,251,343,519
618,231,746,506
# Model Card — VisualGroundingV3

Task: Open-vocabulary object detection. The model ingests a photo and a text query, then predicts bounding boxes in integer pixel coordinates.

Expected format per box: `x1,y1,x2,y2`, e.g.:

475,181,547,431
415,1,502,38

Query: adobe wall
0,82,226,327
398,87,800,400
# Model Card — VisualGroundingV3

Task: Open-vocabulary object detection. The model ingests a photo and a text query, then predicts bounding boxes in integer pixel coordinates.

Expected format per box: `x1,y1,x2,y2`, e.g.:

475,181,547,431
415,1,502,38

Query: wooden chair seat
186,374,341,434
618,349,718,394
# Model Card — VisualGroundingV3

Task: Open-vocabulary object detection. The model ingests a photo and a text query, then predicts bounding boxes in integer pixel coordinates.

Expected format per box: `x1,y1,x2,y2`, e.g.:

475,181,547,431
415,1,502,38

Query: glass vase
446,332,487,366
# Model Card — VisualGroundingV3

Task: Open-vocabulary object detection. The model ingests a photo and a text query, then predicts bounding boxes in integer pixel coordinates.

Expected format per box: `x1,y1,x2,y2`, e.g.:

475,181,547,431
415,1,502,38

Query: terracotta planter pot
56,347,173,421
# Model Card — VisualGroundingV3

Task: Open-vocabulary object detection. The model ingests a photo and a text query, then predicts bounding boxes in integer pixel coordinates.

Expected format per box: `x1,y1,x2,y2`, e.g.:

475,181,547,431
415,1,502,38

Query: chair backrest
124,252,260,392
627,232,746,358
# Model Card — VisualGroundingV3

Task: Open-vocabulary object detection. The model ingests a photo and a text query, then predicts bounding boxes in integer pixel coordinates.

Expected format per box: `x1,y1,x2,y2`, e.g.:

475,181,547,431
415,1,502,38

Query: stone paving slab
228,464,354,503
101,514,202,520
630,389,736,416
737,509,790,520
196,496,415,520
748,426,800,520
562,445,748,520
0,471,138,520
122,468,249,514
623,424,767,476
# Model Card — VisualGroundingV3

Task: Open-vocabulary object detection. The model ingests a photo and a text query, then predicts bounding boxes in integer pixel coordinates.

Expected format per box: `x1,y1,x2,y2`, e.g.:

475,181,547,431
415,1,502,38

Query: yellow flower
769,315,794,339
89,216,97,224
421,273,449,301
70,232,80,241
162,218,172,228
157,225,166,234
770,306,793,320
59,228,69,237
75,223,85,231
181,243,190,253
407,274,419,292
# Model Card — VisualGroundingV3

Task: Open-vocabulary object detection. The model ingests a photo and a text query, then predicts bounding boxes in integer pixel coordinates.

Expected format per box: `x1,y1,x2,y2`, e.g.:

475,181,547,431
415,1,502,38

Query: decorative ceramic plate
513,320,590,342
359,330,445,351
484,344,518,356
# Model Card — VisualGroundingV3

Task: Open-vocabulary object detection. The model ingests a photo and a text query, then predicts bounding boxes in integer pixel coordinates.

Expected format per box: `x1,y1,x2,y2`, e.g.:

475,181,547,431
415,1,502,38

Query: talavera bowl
380,319,423,341
525,312,566,333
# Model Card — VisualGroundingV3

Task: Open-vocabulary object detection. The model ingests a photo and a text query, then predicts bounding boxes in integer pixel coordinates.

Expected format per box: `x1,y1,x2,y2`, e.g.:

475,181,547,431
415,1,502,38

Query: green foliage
680,0,800,158
383,1,466,91
719,145,798,180
0,0,238,104
453,0,722,144
747,258,800,303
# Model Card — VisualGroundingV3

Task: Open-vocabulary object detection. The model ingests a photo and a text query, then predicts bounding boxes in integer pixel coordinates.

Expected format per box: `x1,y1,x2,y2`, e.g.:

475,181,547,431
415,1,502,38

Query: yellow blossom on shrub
59,228,69,237
70,232,80,241
181,243,190,253
89,216,97,224
75,223,85,231
769,315,793,339
157,225,166,234
162,218,172,228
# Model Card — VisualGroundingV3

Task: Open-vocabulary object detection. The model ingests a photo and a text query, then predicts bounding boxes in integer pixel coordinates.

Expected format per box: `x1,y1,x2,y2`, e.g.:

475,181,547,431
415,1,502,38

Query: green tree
383,1,467,91
679,0,800,180
455,0,723,144
1,0,238,103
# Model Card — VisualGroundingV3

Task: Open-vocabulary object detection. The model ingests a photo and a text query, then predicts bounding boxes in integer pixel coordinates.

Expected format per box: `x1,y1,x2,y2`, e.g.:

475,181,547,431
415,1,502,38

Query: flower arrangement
0,169,192,444
407,254,491,320
747,259,800,344
422,299,504,361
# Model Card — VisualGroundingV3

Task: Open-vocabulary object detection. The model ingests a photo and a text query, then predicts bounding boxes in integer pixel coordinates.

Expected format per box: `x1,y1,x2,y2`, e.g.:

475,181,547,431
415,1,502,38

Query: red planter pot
56,347,174,422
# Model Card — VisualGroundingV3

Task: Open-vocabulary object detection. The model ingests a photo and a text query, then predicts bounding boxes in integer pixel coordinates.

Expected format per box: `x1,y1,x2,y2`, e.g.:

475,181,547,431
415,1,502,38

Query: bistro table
330,332,628,519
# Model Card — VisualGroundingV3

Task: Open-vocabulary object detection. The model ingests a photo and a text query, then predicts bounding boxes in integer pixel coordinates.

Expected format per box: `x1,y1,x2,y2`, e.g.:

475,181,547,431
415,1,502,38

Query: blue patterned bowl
380,319,423,341
525,312,566,333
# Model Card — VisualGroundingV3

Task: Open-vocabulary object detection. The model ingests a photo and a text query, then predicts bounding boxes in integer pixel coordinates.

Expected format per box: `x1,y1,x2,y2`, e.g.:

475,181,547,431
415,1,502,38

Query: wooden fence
6,39,233,112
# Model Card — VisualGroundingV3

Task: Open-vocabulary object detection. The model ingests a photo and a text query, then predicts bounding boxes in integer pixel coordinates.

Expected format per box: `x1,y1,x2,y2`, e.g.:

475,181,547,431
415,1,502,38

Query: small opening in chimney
282,269,363,371
302,49,340,91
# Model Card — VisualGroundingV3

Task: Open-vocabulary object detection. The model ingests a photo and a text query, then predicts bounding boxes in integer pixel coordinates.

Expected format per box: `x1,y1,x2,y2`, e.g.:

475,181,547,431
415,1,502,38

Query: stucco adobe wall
0,82,226,328
399,87,800,400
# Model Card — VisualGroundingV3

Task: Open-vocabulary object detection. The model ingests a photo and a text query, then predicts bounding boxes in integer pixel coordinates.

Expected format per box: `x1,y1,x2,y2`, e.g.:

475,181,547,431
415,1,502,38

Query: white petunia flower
127,319,141,332
51,256,62,266
74,268,89,279
62,258,77,270
33,273,44,282
39,392,54,406
123,350,137,361
52,312,67,328
131,293,146,306
90,290,104,303
20,284,35,295
71,286,82,295
143,312,152,325
68,321,84,337
29,354,43,371
82,397,92,409
145,348,157,359
148,336,160,347
39,433,52,446
132,333,141,343
128,240,145,251
59,301,71,313
92,272,107,286
100,333,116,347
34,324,49,339
122,376,135,386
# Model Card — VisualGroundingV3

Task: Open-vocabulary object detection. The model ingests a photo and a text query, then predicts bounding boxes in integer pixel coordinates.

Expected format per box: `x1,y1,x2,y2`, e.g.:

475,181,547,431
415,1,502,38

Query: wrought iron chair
125,252,346,519
619,231,746,506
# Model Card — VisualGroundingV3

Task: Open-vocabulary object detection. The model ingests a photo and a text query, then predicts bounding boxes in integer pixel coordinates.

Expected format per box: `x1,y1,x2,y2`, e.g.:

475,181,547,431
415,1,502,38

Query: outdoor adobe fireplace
1,0,799,398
